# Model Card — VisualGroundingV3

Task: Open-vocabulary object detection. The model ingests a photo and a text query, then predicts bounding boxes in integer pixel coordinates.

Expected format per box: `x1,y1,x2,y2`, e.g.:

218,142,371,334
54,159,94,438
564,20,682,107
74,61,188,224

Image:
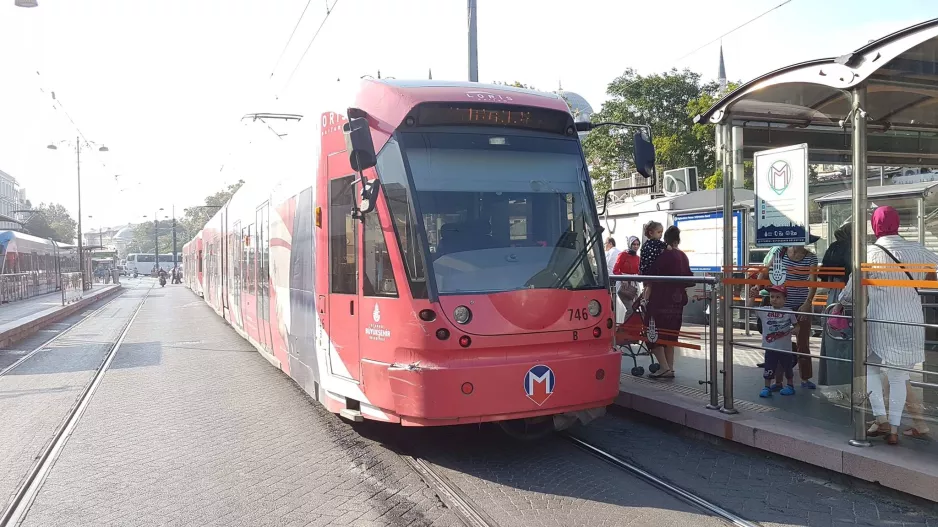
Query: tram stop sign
753,143,809,247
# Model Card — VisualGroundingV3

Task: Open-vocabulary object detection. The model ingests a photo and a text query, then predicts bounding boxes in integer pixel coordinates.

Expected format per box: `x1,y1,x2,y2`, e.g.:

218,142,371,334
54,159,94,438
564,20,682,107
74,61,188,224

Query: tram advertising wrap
674,210,744,272
179,80,652,439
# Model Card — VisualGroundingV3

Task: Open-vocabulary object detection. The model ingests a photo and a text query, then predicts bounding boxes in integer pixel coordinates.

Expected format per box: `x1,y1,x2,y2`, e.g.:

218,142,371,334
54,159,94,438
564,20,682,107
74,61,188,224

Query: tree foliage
127,179,244,257
582,69,736,196
23,203,77,243
181,180,244,232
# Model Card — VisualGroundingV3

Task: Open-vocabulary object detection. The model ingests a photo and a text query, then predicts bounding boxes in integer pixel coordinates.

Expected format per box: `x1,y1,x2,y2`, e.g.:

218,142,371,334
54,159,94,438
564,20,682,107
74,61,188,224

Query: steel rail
562,433,761,527
400,455,498,527
0,285,150,527
0,290,125,377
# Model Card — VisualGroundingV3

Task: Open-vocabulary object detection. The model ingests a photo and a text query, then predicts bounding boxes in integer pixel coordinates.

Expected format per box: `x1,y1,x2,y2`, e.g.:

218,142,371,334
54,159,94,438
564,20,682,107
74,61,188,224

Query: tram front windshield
396,130,603,295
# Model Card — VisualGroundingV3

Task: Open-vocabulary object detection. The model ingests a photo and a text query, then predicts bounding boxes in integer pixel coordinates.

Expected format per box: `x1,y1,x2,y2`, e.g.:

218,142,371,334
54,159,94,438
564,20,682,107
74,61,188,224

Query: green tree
583,68,712,195
127,180,243,257
583,70,745,196
181,179,244,233
701,163,754,190
24,203,77,243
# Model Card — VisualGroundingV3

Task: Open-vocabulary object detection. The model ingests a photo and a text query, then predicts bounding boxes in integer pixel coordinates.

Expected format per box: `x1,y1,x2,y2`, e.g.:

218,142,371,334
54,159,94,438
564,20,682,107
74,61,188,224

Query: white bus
126,253,176,275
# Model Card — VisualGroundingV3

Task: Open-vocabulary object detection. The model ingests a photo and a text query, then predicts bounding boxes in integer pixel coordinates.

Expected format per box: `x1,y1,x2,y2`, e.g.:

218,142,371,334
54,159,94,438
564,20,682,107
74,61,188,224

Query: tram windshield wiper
550,227,604,289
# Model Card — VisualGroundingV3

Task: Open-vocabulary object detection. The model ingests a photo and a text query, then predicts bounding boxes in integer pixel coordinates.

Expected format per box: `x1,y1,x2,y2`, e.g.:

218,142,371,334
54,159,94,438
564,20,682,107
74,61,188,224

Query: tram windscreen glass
396,131,604,294
414,105,570,135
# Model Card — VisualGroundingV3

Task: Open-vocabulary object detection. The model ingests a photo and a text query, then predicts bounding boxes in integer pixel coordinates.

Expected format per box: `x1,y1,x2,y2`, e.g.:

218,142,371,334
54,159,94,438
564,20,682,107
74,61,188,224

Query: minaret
718,43,727,92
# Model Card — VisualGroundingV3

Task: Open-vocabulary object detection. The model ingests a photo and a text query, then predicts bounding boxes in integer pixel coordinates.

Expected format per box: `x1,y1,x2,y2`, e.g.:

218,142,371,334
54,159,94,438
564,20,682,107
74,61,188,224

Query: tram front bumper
386,350,621,426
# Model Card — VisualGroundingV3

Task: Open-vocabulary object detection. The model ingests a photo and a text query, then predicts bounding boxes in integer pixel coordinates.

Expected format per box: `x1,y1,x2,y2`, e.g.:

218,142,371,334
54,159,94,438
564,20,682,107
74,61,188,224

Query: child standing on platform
748,285,800,398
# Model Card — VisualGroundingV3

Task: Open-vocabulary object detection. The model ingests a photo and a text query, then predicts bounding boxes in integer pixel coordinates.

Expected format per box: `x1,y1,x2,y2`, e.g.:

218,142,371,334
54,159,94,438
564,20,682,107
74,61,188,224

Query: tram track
402,427,761,527
0,291,126,378
0,285,151,527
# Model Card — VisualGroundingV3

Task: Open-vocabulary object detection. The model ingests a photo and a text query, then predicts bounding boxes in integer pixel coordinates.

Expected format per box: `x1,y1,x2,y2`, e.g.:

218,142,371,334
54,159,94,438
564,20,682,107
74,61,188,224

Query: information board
674,210,743,272
754,144,809,247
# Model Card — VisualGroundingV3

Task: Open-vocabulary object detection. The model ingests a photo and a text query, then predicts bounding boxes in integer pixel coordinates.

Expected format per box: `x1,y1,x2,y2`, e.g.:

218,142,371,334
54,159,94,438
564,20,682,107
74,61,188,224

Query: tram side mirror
633,130,656,178
343,117,377,172
358,177,381,215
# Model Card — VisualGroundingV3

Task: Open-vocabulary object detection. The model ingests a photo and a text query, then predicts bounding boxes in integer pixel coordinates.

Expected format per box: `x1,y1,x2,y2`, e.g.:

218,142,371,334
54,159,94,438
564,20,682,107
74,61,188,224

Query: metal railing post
609,274,720,410
721,123,738,414
707,283,720,409
849,86,871,448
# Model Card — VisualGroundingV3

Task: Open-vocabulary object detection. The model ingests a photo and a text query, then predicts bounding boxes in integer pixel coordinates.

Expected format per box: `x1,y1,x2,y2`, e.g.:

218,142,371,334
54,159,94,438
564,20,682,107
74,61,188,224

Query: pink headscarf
872,206,900,238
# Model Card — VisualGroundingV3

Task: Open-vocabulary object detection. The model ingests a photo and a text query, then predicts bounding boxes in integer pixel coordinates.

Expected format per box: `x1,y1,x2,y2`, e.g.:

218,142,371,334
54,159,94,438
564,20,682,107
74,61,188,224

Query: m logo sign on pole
754,144,810,247
769,160,792,195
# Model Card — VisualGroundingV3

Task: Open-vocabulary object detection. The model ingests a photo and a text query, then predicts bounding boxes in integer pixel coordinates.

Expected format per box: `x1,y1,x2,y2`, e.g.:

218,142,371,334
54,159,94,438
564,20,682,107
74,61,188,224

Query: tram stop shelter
661,18,938,499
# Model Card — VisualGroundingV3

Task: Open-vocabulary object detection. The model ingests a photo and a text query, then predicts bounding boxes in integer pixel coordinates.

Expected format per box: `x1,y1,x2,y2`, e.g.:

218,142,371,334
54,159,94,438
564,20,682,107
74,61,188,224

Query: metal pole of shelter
154,212,159,274
75,136,84,288
849,86,871,448
918,197,925,245
467,0,478,82
172,205,177,267
706,123,725,411
721,123,737,414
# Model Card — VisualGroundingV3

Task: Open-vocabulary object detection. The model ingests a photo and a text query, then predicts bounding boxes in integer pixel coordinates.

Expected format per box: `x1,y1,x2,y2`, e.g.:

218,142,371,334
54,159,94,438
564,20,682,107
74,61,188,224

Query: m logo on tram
524,365,555,406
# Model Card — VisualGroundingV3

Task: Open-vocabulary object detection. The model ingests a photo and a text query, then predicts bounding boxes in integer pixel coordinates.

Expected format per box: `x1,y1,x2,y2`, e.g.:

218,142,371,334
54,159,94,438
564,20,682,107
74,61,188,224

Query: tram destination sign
753,143,809,247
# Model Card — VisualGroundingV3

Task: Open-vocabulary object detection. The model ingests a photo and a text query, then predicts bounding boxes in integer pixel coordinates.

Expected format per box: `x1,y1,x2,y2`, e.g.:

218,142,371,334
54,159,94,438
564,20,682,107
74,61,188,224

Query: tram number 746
568,308,588,321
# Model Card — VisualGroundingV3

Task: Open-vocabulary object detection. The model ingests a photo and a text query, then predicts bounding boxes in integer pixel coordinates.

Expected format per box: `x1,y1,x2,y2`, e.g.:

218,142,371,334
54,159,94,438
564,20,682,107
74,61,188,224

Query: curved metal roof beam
695,18,938,125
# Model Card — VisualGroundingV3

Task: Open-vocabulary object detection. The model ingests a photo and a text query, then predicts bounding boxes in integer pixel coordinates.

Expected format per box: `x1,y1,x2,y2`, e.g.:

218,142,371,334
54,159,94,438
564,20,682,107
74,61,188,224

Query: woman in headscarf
613,236,642,319
840,206,938,445
819,223,853,388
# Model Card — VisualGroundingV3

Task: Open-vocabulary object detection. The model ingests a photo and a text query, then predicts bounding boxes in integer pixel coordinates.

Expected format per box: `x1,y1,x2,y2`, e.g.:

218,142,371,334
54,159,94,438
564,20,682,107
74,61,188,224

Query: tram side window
247,224,256,294
241,228,248,291
363,212,398,297
329,175,357,295
375,137,428,298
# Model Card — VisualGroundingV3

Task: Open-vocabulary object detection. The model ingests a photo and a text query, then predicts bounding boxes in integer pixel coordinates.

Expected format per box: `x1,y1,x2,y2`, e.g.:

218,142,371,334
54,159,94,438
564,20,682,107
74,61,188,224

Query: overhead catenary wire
36,71,110,173
278,0,341,97
269,0,315,79
669,0,793,65
607,0,794,102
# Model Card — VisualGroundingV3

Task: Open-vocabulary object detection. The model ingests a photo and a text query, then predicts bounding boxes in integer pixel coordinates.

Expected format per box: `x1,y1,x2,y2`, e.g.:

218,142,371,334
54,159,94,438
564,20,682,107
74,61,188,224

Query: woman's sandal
903,427,929,439
867,422,890,437
649,369,673,379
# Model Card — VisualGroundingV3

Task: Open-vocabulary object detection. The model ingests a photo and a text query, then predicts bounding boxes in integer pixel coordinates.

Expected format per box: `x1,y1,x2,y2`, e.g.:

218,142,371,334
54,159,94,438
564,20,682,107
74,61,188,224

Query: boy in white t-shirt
748,285,800,398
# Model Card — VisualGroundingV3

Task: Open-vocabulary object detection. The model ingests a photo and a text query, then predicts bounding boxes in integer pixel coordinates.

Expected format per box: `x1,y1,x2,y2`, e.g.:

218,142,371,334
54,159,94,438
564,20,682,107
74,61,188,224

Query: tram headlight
453,305,472,324
588,299,601,317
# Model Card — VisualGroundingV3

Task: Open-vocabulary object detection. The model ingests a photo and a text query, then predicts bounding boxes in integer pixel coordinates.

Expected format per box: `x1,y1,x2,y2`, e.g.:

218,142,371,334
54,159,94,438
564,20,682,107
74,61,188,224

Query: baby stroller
615,297,660,377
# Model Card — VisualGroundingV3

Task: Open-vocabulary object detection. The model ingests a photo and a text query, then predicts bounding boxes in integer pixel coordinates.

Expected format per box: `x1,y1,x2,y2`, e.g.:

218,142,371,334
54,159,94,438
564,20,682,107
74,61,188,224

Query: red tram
182,80,648,436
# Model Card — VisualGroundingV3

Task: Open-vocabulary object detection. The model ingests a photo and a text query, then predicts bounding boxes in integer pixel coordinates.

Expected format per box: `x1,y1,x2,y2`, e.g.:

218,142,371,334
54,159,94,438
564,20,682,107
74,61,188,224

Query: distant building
113,226,135,257
555,82,594,123
82,226,123,249
0,170,26,230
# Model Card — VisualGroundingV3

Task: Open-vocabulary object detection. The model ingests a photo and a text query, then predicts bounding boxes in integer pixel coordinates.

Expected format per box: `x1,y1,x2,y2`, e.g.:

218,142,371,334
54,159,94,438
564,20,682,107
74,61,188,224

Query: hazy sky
0,0,934,232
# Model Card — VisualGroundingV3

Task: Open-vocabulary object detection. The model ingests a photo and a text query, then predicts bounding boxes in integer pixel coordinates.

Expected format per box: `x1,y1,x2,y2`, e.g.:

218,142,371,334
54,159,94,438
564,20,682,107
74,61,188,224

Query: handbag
617,282,638,304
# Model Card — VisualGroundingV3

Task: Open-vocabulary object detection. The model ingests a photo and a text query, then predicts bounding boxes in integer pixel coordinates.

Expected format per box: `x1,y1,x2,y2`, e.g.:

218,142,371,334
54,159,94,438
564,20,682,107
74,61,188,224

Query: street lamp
47,137,109,288
15,0,38,7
